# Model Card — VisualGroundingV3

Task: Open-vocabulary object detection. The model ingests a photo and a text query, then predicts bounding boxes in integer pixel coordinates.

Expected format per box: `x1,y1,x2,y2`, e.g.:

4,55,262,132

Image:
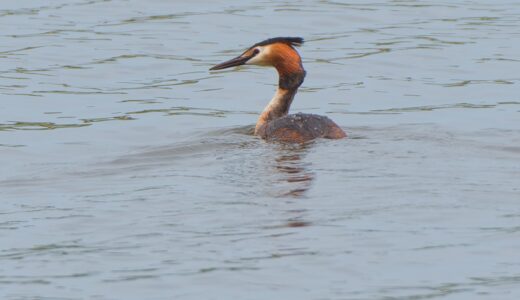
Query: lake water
1,0,520,299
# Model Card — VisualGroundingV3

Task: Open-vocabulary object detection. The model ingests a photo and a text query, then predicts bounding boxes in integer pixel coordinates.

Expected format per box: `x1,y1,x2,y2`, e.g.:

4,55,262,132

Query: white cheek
246,55,263,65
246,47,270,66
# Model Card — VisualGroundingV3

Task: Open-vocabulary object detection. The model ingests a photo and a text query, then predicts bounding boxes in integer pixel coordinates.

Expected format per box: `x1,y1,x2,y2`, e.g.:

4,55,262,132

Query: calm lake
1,0,519,299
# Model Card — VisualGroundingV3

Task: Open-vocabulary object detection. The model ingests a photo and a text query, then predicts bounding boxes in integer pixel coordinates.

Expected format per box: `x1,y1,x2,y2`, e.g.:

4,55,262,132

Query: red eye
253,48,260,55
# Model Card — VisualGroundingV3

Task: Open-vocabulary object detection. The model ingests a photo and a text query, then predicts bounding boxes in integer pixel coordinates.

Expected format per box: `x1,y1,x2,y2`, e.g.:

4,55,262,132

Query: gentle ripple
1,0,520,299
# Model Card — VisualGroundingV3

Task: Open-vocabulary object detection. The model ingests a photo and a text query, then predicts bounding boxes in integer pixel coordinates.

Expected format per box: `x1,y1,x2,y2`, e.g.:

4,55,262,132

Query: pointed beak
209,54,253,71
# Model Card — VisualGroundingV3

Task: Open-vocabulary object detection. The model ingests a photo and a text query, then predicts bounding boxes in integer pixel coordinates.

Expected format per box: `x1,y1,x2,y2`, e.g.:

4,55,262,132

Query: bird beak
210,54,253,71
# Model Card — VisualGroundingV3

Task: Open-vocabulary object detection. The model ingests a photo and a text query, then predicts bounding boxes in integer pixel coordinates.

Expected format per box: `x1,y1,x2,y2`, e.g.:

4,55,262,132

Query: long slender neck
255,61,306,135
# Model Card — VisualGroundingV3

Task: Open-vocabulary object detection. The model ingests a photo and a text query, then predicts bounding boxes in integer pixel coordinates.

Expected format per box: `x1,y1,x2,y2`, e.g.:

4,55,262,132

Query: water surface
1,1,520,299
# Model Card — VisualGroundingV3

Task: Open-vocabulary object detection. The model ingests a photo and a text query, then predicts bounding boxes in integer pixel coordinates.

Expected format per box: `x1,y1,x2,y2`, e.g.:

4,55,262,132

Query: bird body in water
210,37,346,143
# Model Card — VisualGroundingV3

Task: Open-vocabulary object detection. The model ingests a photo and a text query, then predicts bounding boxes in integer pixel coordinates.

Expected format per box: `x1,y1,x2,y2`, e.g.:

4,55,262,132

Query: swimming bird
210,37,346,143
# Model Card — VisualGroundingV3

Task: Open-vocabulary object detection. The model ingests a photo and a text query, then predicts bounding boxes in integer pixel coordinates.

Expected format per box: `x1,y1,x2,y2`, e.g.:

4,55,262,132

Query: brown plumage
257,113,346,142
210,37,346,143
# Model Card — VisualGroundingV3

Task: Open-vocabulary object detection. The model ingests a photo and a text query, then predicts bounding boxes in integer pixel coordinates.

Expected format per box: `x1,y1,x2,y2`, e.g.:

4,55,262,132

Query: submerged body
210,37,346,143
257,113,346,143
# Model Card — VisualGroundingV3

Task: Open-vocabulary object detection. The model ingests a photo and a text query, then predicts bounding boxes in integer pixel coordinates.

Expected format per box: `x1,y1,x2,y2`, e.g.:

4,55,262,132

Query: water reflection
270,143,315,228
272,143,314,198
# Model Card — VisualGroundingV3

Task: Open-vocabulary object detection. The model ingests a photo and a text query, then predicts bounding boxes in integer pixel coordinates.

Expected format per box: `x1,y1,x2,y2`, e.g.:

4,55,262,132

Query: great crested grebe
210,37,346,143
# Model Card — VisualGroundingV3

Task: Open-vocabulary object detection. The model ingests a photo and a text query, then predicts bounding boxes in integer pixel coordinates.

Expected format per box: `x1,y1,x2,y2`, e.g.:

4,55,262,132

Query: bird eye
253,48,260,55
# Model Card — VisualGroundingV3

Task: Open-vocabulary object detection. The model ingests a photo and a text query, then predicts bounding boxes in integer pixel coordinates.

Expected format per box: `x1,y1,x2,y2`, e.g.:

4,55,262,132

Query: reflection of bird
210,37,346,143
275,152,314,198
